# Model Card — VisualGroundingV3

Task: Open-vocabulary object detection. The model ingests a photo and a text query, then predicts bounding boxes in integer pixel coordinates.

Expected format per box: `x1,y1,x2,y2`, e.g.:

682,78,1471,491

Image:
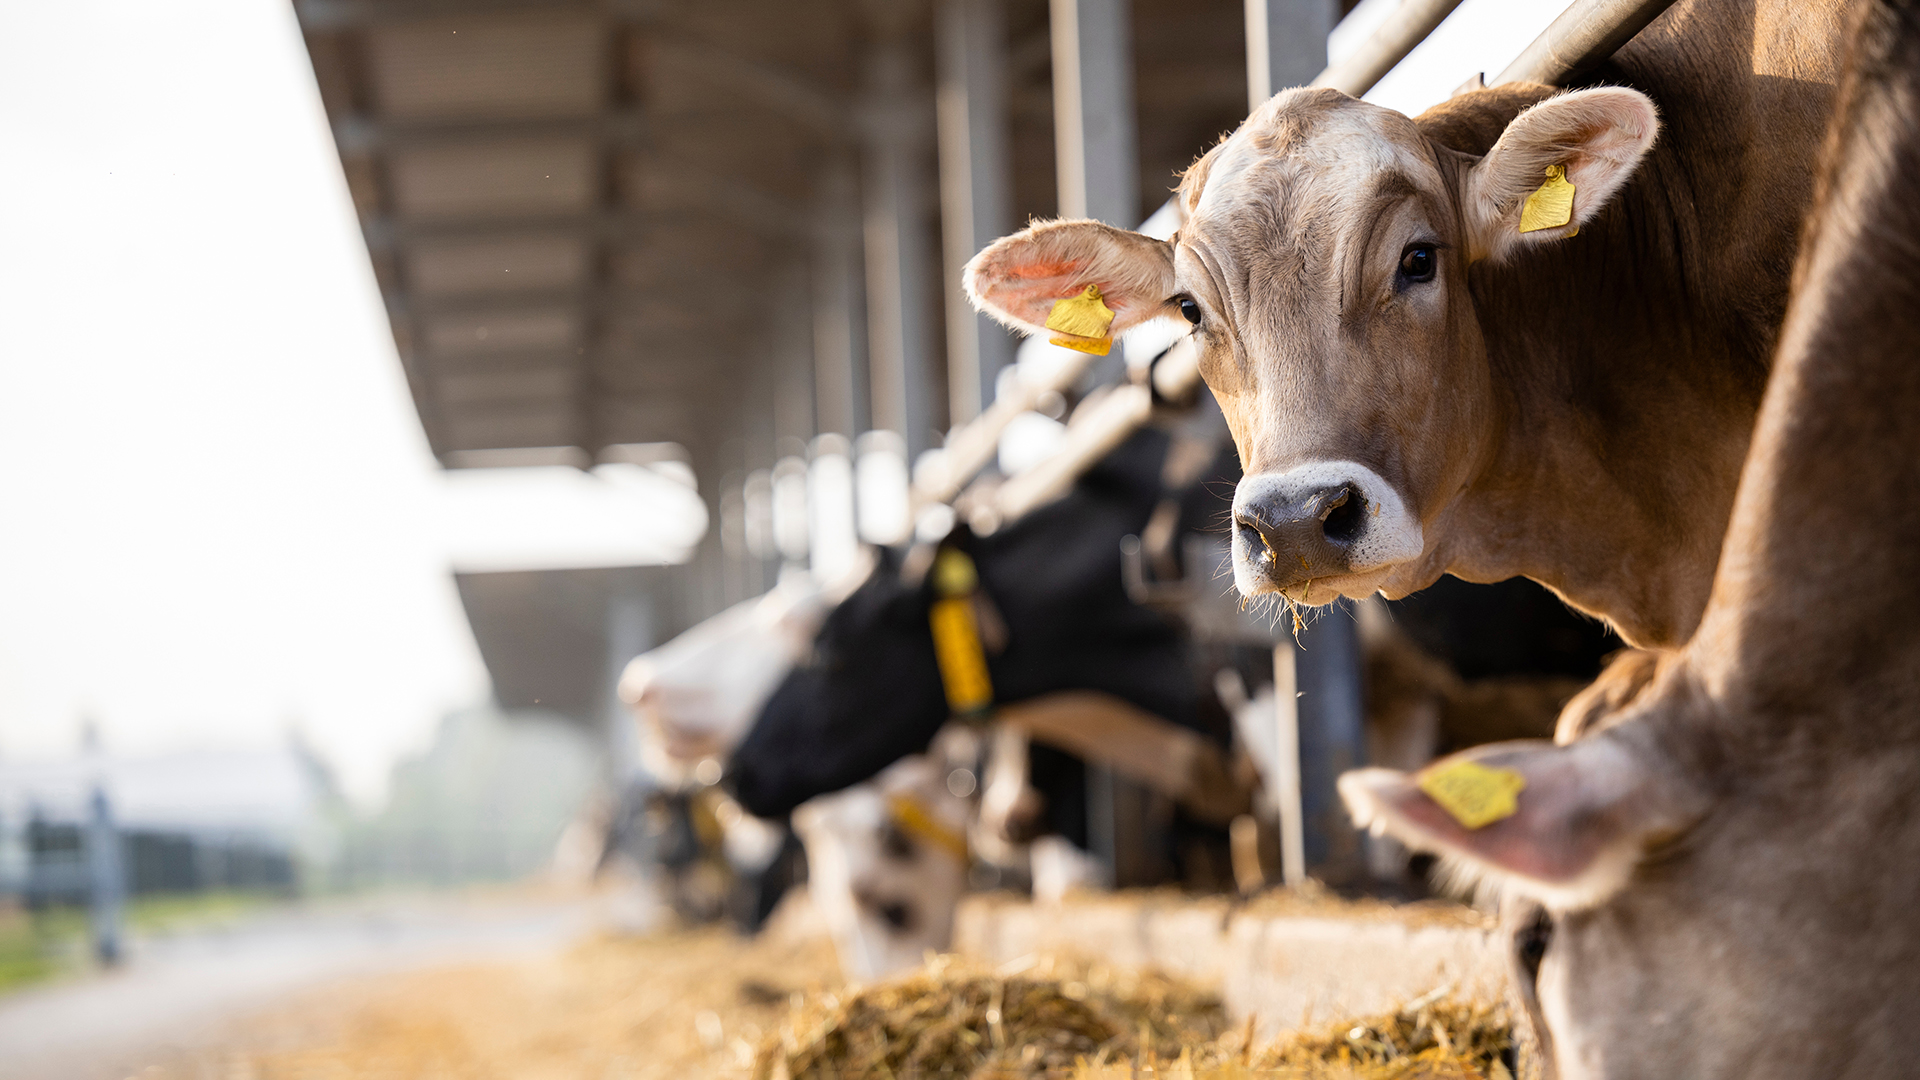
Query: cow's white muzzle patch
1230,461,1423,599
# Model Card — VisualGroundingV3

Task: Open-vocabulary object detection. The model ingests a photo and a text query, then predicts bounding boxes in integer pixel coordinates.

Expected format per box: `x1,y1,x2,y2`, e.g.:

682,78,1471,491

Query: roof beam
332,109,649,154
296,0,658,30
358,186,810,252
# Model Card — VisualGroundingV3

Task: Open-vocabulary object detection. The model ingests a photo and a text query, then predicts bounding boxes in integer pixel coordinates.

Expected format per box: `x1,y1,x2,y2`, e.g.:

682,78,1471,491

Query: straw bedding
757,954,1512,1080
127,896,1510,1080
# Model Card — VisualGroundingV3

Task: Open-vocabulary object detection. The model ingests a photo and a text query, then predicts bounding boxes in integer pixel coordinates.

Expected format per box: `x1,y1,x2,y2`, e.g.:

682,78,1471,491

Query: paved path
0,890,610,1080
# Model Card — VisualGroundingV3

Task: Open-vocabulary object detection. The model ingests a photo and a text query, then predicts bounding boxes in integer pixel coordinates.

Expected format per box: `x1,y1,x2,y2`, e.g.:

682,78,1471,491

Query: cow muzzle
1230,461,1423,601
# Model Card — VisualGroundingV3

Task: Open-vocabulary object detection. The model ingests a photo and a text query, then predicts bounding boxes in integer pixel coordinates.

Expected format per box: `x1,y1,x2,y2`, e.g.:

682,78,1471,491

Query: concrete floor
0,888,610,1080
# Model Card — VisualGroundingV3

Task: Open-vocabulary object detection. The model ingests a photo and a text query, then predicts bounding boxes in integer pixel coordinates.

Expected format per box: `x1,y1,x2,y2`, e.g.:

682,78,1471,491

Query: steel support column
813,161,866,441
862,34,940,458
1050,0,1138,225
1245,0,1334,110
1293,602,1368,882
1051,0,1146,885
936,0,1016,423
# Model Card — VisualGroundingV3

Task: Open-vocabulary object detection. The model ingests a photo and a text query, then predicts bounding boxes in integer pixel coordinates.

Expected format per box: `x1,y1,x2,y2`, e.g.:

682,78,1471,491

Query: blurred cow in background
790,734,977,980
607,376,1625,977
607,576,843,926
619,577,837,789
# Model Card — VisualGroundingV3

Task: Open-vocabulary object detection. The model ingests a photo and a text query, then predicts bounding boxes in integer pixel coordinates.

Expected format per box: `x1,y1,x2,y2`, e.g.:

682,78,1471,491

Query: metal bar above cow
1496,0,1683,87
1312,0,1468,98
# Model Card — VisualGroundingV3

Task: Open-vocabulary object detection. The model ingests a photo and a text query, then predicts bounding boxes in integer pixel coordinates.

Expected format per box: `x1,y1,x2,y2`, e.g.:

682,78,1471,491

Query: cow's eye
1176,296,1202,325
1398,243,1437,284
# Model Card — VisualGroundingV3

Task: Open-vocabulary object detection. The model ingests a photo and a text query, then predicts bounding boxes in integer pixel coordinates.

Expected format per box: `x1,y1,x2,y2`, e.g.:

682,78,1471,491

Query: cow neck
1420,48,1835,645
1459,164,1767,652
1683,0,1920,753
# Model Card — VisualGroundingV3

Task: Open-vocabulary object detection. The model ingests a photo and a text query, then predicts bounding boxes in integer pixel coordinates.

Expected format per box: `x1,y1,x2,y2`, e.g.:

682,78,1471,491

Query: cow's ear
965,219,1178,337
1339,732,1699,911
1463,87,1659,262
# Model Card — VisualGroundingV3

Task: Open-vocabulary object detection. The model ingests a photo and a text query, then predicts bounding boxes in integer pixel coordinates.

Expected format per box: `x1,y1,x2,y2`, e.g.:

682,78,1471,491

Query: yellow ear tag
888,793,971,862
1518,164,1577,235
1044,284,1115,356
929,549,993,716
1416,759,1527,830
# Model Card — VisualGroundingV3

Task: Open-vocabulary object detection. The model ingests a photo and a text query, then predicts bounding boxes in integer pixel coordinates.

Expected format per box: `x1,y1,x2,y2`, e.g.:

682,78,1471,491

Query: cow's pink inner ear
1340,737,1669,910
963,220,1176,337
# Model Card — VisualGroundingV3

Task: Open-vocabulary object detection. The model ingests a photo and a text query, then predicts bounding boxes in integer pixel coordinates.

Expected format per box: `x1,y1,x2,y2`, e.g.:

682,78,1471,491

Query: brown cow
1343,0,1920,1072
967,0,1845,649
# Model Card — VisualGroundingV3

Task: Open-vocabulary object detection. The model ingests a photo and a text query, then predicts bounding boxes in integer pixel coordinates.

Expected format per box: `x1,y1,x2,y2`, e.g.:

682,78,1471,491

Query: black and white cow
729,427,1222,826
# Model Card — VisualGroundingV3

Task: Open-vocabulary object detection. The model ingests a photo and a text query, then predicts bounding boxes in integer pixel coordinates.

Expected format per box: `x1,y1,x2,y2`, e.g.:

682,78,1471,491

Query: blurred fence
7,819,295,908
0,810,295,903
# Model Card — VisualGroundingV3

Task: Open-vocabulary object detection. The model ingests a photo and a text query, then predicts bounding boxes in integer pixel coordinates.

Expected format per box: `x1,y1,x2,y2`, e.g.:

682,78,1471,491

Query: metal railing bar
1312,0,1472,98
1496,0,1682,87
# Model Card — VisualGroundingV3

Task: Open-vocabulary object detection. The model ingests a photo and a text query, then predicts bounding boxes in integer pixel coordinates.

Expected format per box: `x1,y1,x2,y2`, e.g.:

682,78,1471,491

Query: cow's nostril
1320,487,1365,547
877,899,917,931
1234,512,1273,555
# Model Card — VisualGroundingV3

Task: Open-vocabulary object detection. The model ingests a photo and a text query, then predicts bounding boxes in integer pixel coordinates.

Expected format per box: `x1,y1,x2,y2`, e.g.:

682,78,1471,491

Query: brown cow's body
1344,0,1920,1072
968,0,1845,650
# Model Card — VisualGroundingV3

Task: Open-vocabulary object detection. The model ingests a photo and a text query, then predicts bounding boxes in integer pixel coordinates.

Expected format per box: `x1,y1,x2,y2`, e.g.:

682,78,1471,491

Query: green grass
0,890,289,995
125,889,278,934
0,905,84,994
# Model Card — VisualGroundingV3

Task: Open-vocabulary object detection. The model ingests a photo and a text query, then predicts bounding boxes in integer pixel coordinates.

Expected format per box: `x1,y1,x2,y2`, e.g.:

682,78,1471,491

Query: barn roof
293,0,1249,484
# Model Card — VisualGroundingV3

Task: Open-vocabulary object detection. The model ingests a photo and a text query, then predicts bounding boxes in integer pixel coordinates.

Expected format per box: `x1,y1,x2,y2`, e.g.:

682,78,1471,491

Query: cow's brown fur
968,0,1846,650
1346,0,1920,1072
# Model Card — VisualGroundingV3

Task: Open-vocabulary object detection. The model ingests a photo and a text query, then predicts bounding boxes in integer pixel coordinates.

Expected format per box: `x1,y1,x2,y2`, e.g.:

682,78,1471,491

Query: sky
1336,0,1574,117
0,0,1567,806
0,0,698,804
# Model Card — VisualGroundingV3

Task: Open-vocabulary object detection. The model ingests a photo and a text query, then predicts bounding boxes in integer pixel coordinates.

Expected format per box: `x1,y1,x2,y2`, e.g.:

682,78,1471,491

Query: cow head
618,574,842,787
791,751,974,980
727,434,1199,821
1337,656,1914,1079
967,86,1658,606
1339,667,1716,1078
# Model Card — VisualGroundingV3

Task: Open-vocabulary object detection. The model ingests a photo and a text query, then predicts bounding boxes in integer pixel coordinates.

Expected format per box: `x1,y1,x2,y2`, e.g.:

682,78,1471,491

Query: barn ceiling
294,0,1251,483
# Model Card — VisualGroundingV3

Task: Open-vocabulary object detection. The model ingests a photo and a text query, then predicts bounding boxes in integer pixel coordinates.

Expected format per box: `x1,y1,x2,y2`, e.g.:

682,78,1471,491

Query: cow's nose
1234,481,1367,580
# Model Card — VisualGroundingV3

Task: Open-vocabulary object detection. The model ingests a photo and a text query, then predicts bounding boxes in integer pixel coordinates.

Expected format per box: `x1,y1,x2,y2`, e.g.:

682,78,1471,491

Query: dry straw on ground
141,918,845,1080
126,893,1509,1080
757,953,1511,1080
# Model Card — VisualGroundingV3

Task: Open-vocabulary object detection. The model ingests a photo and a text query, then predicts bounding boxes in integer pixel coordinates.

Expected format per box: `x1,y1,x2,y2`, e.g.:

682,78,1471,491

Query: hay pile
756,956,1512,1080
1254,995,1513,1079
757,955,1226,1079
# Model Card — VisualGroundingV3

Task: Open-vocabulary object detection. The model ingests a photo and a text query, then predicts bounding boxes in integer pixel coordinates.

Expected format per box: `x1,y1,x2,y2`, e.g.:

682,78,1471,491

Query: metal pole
604,587,652,775
1271,642,1306,887
86,785,124,967
1052,0,1145,885
936,0,1016,424
813,161,863,441
775,266,819,453
1050,0,1138,225
1293,602,1367,879
1245,0,1333,111
862,36,939,458
1311,0,1468,98
1084,762,1119,886
1495,0,1680,87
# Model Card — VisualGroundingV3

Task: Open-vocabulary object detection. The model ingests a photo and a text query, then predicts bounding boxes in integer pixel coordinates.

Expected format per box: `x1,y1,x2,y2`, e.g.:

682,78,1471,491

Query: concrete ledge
954,891,1234,983
953,890,1506,1040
